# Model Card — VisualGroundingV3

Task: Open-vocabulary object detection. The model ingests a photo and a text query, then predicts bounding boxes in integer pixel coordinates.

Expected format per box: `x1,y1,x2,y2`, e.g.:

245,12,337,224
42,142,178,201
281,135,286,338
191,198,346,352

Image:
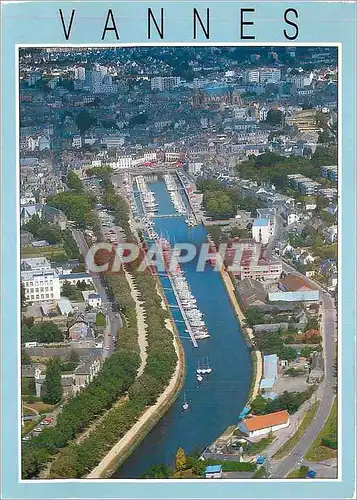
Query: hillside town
20,46,337,481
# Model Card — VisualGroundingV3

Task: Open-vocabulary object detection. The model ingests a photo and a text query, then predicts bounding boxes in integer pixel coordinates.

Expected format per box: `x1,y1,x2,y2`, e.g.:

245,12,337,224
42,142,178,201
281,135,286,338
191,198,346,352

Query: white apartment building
74,66,86,80
188,162,203,176
165,152,181,162
287,71,313,88
101,136,125,148
109,156,133,170
21,269,61,303
85,69,103,94
72,135,82,148
151,76,181,91
243,69,260,83
143,152,157,162
252,218,271,244
259,68,281,84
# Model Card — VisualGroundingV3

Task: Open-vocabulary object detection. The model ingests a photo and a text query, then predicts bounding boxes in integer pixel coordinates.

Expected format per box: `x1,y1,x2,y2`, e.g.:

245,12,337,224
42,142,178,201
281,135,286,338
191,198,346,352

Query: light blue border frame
1,1,356,498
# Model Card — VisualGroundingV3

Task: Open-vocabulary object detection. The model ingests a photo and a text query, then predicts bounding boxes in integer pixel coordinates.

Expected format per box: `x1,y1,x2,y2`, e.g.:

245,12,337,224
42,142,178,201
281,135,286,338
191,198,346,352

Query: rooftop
253,217,270,227
279,274,314,292
205,465,222,473
243,410,289,431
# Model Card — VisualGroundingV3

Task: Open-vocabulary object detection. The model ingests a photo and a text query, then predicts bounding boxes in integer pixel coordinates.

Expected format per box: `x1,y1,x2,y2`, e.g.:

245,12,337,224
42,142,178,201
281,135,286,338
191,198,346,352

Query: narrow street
269,261,337,477
72,228,122,358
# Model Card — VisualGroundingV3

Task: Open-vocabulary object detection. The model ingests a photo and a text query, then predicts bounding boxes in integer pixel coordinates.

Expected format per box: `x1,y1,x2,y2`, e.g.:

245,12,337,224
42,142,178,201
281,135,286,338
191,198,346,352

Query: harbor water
113,179,252,478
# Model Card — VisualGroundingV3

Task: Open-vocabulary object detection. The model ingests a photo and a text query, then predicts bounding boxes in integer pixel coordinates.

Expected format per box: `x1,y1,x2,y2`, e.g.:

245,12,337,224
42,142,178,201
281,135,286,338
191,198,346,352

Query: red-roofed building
238,410,290,438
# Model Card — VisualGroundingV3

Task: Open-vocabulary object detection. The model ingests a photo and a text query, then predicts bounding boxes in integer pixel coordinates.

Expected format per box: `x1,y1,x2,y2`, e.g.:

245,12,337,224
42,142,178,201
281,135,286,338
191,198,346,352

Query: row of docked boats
142,216,159,240
136,175,159,216
158,238,210,342
163,174,187,215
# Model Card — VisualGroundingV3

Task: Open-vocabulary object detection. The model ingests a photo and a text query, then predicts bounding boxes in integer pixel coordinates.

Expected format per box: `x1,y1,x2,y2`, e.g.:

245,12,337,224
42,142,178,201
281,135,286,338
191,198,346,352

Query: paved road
72,229,122,359
270,263,337,478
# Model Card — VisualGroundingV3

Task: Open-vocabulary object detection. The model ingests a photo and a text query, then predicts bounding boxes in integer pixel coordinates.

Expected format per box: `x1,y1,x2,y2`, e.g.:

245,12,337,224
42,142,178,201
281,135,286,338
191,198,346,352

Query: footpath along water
113,180,251,478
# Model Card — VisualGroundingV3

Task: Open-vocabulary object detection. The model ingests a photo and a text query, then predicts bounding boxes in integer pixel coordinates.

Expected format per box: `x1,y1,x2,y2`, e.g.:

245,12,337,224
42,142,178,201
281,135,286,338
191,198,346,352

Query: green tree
250,395,268,415
22,321,64,344
96,312,106,327
298,465,309,478
175,447,187,472
67,171,84,193
266,109,283,126
75,110,96,134
43,358,62,404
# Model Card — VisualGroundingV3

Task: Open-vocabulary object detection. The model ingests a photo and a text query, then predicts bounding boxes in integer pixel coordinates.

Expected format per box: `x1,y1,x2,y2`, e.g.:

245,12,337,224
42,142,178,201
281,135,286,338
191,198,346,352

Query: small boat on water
182,391,189,411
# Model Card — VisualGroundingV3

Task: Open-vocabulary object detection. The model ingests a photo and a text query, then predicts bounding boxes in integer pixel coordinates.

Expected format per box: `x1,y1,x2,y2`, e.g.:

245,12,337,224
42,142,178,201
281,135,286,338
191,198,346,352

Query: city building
259,68,281,84
72,135,82,148
238,410,290,438
21,257,51,272
74,66,86,80
73,357,102,394
68,316,95,341
287,174,322,195
321,165,338,182
235,278,267,309
151,76,180,91
84,69,103,94
243,69,260,84
268,274,320,302
252,218,271,244
87,293,102,308
21,269,61,303
260,354,278,390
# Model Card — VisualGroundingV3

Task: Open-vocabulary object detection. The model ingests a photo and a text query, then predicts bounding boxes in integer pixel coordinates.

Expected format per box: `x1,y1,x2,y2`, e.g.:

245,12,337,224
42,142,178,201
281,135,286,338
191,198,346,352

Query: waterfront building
237,410,290,438
235,278,267,309
260,354,278,390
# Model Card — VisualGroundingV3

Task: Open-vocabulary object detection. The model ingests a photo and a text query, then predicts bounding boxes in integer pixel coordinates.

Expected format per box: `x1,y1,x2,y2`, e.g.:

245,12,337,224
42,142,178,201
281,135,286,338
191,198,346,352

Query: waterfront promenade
220,267,262,402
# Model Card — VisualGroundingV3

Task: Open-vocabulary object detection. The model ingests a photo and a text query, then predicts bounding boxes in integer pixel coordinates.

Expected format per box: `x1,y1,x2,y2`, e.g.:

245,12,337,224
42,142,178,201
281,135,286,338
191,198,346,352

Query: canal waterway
113,179,251,478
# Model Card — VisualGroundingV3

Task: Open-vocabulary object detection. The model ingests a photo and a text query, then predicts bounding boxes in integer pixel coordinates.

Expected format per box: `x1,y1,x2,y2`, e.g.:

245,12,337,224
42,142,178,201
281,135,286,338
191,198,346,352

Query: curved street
269,261,337,478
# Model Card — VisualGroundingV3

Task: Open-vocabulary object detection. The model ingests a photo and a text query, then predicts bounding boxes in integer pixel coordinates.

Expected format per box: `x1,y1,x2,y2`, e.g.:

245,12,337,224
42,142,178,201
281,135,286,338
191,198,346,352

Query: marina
157,237,209,347
113,177,251,478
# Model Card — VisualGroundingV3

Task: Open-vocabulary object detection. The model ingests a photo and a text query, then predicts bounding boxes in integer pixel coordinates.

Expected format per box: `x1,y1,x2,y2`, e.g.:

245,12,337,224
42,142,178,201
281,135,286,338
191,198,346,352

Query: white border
16,41,342,485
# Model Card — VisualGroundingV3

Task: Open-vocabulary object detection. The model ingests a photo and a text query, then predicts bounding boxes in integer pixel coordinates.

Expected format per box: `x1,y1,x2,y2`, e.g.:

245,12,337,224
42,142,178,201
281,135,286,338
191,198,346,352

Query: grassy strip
252,466,266,478
97,329,186,478
287,469,304,478
305,398,337,461
273,401,320,460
